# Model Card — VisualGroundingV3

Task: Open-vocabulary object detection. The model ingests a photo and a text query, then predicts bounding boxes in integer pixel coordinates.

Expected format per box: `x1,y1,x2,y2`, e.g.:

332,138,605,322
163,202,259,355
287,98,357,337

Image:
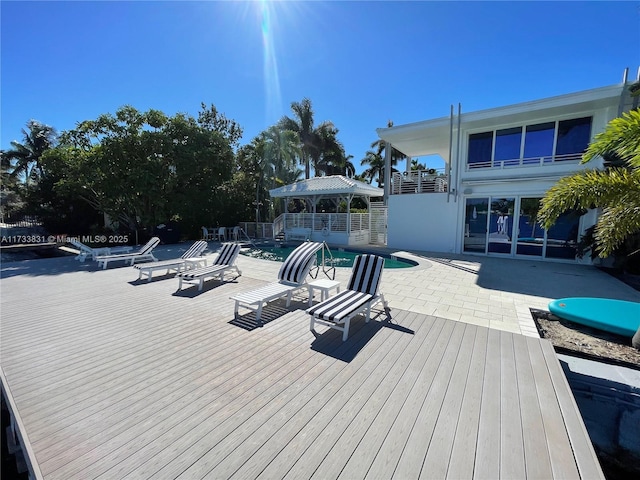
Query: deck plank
499,330,526,479
473,328,502,479
445,326,488,479
0,257,605,480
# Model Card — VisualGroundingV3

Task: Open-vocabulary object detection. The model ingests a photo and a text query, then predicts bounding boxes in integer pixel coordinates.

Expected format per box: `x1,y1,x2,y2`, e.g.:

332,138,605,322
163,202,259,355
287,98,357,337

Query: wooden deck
1,259,603,479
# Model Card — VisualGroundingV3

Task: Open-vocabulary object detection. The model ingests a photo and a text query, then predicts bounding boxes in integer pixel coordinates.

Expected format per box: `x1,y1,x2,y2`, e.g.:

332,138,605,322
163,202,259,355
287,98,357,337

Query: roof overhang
377,83,625,159
269,175,384,198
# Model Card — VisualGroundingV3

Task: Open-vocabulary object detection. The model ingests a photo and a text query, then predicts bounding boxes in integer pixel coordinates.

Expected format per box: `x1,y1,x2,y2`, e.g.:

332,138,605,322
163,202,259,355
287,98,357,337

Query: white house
377,72,638,264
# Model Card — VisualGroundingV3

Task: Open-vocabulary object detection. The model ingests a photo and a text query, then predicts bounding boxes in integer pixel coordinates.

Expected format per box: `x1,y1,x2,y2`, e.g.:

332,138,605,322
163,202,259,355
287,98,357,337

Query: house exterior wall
387,194,459,253
384,82,633,263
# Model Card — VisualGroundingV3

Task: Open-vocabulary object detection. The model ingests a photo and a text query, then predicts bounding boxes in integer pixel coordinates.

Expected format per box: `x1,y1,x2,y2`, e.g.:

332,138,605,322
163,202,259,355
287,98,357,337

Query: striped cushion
214,243,241,266
347,254,385,295
278,242,323,284
307,290,373,322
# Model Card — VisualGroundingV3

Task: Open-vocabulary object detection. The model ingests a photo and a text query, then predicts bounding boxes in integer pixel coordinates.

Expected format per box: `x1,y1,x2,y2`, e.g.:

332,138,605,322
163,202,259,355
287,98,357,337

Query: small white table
308,279,341,306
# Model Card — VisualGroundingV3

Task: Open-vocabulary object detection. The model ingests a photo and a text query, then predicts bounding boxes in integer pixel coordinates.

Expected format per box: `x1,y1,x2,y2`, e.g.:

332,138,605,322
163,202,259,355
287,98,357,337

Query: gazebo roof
269,175,383,198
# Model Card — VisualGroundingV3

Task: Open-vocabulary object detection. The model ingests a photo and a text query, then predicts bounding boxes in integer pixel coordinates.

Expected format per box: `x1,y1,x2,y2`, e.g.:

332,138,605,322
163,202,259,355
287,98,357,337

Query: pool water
240,246,416,269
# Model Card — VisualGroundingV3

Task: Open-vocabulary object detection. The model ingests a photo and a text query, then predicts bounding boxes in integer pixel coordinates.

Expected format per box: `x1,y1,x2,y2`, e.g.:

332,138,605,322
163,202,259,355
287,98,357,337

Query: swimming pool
240,245,417,269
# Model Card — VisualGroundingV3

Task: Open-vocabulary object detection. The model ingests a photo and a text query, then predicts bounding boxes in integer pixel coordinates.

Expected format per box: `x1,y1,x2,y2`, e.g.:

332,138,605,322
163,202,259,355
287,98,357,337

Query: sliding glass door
464,196,580,260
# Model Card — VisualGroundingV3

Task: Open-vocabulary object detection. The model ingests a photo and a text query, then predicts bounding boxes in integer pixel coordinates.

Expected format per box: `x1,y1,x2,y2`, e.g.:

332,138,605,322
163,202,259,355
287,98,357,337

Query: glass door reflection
463,198,488,253
488,197,515,254
516,197,544,257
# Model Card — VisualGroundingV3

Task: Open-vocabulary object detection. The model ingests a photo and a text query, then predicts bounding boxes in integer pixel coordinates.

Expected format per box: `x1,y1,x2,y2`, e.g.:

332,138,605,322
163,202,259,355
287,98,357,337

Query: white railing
391,169,448,195
242,212,372,240
467,152,583,170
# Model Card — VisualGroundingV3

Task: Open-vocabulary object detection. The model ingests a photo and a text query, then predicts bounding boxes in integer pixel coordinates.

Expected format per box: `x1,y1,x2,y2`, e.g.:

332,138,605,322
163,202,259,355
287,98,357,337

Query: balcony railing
467,152,583,170
391,169,448,195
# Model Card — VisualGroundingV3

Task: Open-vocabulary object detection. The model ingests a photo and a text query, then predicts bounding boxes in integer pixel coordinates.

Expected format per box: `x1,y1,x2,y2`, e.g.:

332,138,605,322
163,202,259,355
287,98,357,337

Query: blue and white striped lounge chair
176,242,242,291
95,237,160,270
307,254,388,341
69,238,133,262
230,241,324,323
133,240,208,282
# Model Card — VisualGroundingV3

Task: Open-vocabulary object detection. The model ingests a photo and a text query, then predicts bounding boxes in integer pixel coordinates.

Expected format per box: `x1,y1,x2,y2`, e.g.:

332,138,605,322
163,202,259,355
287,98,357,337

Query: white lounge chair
95,237,160,270
133,240,208,282
307,254,388,341
69,238,133,262
176,242,242,291
230,241,324,323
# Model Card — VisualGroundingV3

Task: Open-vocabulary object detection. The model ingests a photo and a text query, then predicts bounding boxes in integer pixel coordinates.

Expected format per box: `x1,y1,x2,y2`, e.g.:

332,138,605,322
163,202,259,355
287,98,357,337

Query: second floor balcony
391,169,448,195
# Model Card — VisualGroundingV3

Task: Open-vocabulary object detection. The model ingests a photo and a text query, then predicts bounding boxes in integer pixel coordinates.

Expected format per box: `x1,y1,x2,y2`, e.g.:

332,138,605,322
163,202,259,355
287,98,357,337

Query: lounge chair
230,241,324,323
307,254,388,341
69,238,133,262
133,240,208,282
95,237,160,270
176,242,242,291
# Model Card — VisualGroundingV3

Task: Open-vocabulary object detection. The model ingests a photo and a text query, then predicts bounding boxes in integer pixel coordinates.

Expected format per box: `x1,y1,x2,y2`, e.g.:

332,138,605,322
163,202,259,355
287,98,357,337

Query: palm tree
310,122,347,176
3,120,57,186
538,107,640,258
370,119,407,168
262,126,300,187
278,98,316,179
360,150,385,186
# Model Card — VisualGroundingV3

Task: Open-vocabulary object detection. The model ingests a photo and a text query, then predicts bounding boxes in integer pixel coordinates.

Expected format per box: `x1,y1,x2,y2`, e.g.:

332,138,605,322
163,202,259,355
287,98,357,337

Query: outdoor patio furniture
176,242,242,291
95,237,160,270
68,238,133,262
133,240,208,282
201,227,216,241
307,253,388,341
215,227,227,242
230,241,323,323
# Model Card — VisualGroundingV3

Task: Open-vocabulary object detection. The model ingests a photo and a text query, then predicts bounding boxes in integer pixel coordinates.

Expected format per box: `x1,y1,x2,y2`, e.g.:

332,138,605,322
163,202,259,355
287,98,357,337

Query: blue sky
2,1,639,174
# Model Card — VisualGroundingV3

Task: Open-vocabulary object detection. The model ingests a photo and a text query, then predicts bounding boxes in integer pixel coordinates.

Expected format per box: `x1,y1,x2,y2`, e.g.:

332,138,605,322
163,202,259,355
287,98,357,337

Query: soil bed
531,308,639,369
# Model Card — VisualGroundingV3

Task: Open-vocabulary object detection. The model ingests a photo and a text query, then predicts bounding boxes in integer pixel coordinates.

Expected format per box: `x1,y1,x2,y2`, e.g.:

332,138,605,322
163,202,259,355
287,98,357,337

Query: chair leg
342,318,350,341
256,302,263,324
310,315,316,332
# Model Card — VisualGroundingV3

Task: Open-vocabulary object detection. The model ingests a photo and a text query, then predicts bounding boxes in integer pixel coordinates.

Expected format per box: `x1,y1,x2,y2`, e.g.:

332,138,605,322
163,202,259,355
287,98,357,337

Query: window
523,122,555,160
494,127,522,162
556,117,591,157
466,116,592,168
468,132,493,167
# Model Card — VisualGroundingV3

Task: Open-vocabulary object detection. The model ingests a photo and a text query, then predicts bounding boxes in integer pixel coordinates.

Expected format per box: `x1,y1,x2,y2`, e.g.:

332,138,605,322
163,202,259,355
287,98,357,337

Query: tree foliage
51,105,235,237
1,120,57,185
278,97,349,179
539,108,640,260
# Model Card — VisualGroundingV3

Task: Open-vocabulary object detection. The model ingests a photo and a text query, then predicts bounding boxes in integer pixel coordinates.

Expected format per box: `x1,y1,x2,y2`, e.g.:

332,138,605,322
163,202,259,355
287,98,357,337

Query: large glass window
523,122,555,160
467,116,592,168
555,117,592,157
494,127,522,162
468,132,493,167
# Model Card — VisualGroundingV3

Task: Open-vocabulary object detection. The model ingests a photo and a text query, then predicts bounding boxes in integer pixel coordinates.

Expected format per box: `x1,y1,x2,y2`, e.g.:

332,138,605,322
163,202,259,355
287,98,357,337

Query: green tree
538,108,640,260
55,105,235,239
278,98,346,179
360,150,386,186
262,126,300,186
370,120,406,168
2,120,57,186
